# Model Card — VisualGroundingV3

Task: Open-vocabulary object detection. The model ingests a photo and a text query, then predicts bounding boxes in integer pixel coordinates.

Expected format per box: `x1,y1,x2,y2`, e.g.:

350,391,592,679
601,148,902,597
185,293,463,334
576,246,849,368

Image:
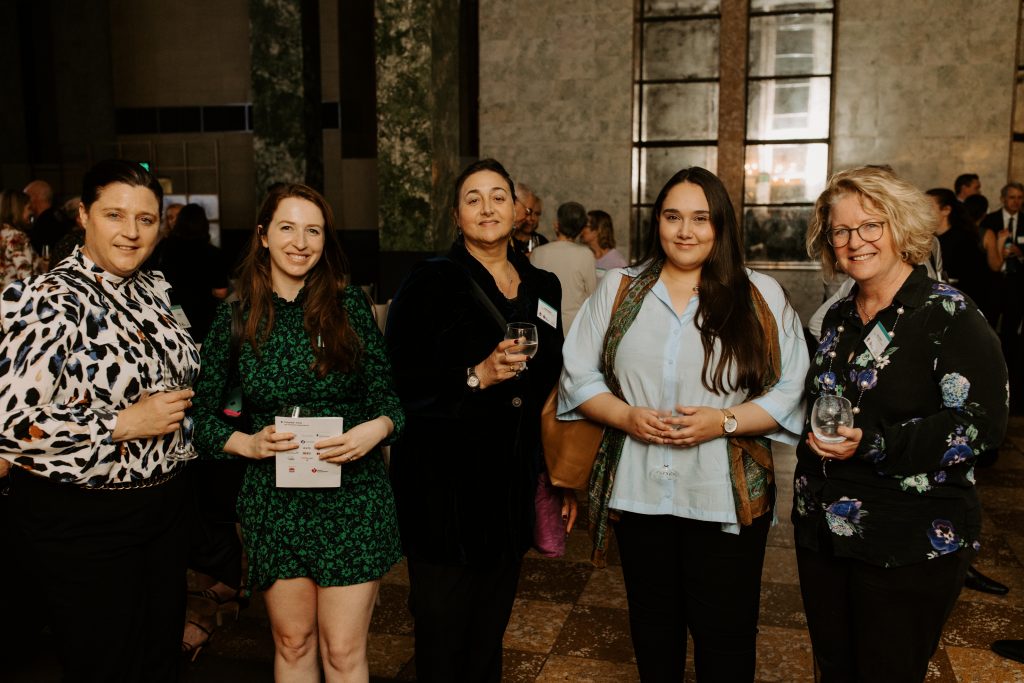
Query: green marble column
376,0,460,252
250,0,323,195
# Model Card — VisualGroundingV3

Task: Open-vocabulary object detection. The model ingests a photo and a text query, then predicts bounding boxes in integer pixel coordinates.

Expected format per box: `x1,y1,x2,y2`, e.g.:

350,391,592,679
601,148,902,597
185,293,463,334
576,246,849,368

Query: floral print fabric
793,266,1008,567
192,287,404,590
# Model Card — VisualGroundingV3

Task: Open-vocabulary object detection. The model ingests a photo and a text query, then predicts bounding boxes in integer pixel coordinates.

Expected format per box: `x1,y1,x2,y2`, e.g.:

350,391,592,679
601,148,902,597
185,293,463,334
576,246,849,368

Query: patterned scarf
587,261,782,565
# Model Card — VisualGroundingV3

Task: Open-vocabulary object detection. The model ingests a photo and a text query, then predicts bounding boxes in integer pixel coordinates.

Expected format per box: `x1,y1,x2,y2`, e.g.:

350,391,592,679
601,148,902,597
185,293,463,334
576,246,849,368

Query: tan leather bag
541,275,632,490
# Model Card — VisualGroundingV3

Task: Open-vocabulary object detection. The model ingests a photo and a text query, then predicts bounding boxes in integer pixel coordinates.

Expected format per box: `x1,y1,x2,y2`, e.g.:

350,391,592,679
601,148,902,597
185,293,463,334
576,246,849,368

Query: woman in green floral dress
193,184,403,682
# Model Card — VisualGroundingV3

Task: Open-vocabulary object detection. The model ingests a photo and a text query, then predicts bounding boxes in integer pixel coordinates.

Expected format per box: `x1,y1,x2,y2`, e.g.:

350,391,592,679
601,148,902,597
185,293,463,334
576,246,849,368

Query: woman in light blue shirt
558,167,808,681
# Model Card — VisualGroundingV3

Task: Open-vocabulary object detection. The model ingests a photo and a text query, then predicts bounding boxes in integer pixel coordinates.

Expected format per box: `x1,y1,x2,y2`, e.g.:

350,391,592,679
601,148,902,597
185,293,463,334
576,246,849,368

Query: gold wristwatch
721,408,738,435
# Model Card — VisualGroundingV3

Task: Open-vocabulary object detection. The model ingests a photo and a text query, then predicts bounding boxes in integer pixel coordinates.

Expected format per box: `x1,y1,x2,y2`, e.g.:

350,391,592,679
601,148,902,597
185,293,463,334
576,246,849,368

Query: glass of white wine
504,322,538,372
162,351,198,462
811,395,854,444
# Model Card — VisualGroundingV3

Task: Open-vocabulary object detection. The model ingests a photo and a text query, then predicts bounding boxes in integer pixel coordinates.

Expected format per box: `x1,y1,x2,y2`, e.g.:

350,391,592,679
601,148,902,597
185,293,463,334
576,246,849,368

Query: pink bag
533,471,566,557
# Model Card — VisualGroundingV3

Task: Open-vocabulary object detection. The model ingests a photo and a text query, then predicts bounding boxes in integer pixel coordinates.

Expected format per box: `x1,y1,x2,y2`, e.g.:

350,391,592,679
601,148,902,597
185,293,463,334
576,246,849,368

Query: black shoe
965,564,1009,595
992,640,1024,663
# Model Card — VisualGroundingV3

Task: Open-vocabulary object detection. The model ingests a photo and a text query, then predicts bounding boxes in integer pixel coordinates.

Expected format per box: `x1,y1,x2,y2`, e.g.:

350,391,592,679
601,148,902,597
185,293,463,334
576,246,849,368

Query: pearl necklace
823,304,905,415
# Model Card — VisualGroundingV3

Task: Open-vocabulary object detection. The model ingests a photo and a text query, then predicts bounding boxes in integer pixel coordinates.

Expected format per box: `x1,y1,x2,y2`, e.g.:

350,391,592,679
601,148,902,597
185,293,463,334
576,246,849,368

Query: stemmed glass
163,352,198,461
505,323,538,372
811,395,854,444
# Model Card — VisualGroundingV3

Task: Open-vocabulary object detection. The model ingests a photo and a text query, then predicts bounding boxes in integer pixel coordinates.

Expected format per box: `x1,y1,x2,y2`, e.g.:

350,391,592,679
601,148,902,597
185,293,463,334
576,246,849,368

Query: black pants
186,462,243,587
796,545,970,683
406,556,522,683
9,470,188,683
614,511,772,682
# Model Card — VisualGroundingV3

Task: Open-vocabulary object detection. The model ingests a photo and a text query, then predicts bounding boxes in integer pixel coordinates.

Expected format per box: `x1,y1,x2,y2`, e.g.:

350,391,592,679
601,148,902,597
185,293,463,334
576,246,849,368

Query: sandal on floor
188,586,249,625
181,620,213,663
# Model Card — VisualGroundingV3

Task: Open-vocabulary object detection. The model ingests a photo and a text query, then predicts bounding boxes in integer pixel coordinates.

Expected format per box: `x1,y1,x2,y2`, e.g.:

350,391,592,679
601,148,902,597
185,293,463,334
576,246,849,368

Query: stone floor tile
759,581,808,629
767,518,796,548
503,599,574,653
942,599,1024,648
517,556,593,603
944,644,1024,682
924,644,958,682
578,565,628,610
369,583,414,636
367,633,414,678
502,649,549,682
754,625,814,682
535,654,640,682
551,604,636,663
761,544,800,585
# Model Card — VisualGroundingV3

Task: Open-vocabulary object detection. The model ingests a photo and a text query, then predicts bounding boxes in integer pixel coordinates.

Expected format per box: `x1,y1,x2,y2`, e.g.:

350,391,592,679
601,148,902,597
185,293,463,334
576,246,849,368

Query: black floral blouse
0,247,200,485
793,266,1008,568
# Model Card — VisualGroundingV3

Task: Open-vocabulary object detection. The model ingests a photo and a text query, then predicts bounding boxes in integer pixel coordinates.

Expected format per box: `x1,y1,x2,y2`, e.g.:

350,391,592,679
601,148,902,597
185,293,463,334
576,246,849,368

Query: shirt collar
70,245,134,287
840,264,931,322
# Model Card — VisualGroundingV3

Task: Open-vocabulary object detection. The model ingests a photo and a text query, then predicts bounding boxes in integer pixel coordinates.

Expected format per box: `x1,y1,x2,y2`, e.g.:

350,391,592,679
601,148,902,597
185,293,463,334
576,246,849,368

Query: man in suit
955,173,981,202
981,183,1024,400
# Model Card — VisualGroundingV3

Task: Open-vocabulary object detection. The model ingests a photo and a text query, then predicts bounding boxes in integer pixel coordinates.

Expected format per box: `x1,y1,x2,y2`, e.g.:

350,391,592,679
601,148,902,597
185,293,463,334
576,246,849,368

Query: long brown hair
235,184,361,377
641,167,768,394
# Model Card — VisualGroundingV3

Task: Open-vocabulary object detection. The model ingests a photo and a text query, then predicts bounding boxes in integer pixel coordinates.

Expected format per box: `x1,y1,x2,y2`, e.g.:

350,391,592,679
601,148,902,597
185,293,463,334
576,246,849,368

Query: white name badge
537,298,558,329
274,416,344,488
171,305,191,329
864,321,892,361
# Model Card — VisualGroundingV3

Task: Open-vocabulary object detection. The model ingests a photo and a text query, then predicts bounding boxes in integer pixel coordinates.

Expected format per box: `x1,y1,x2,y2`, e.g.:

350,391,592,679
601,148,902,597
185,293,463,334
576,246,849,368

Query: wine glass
162,352,198,461
505,323,538,371
811,395,854,444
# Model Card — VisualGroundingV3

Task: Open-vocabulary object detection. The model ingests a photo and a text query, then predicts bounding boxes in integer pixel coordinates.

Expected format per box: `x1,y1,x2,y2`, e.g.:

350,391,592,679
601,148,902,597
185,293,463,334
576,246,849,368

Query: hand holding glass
811,395,854,444
162,353,198,461
504,323,538,371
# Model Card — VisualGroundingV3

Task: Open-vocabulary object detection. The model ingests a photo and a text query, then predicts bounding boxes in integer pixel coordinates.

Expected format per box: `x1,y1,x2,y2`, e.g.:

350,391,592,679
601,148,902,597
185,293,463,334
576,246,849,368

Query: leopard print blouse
0,247,200,485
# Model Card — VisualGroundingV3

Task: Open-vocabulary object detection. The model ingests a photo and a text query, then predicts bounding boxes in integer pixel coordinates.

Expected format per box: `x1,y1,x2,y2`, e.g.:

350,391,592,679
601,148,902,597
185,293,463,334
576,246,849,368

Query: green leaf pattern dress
193,287,404,591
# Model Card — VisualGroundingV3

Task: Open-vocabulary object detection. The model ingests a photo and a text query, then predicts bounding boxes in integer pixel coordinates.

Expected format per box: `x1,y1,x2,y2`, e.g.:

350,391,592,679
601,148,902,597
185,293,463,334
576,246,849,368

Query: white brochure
274,416,343,488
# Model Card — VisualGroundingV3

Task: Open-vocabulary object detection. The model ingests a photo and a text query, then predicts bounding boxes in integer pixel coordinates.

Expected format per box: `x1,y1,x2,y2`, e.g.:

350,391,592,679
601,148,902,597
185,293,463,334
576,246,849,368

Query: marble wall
478,0,634,256
831,0,1019,193
375,0,460,251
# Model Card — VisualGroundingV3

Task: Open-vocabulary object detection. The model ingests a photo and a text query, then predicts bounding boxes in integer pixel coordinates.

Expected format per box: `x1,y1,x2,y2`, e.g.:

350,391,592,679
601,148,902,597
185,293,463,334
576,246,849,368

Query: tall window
743,0,834,265
631,0,722,257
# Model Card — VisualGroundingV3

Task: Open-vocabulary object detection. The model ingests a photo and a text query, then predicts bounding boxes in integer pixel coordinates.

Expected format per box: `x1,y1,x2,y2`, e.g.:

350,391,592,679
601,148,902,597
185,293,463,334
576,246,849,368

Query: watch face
467,373,480,388
724,417,738,433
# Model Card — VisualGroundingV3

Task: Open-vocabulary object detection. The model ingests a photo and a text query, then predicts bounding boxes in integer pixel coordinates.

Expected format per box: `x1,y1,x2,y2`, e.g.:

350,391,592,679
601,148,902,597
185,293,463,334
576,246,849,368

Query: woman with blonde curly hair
795,166,1008,681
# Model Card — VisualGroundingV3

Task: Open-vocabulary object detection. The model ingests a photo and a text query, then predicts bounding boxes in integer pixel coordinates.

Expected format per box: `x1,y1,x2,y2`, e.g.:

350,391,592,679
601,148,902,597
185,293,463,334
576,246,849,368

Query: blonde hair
806,166,936,281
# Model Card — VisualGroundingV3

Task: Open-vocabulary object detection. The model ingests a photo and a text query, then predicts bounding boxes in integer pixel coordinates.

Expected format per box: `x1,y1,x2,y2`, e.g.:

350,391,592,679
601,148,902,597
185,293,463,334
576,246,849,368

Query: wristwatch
466,366,481,391
721,408,738,435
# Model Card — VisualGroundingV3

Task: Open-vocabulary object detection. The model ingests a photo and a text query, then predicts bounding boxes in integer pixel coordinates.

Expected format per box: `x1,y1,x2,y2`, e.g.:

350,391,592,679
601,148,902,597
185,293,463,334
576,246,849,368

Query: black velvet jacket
385,241,563,565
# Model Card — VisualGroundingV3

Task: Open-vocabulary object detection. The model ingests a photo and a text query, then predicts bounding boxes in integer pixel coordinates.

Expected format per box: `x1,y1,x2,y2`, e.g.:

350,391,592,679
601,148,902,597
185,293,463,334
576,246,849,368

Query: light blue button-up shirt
558,266,809,533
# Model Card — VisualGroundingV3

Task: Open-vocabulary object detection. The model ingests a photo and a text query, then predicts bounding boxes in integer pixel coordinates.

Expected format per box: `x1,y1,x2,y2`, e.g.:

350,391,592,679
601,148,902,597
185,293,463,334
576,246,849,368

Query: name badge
171,305,191,329
1015,234,1024,245
537,298,558,329
863,321,892,360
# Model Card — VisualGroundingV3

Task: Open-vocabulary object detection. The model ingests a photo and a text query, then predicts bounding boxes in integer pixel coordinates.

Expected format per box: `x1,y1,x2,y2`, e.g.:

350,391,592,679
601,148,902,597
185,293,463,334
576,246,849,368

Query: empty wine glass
163,352,198,461
811,395,854,444
505,323,538,372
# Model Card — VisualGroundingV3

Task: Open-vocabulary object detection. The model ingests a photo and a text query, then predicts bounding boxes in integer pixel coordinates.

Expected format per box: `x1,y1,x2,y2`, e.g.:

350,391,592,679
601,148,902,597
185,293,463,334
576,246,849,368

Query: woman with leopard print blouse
0,159,200,682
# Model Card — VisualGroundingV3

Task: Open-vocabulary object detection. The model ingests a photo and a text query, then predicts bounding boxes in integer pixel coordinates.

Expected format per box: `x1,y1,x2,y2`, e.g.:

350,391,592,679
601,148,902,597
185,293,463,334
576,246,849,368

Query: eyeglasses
525,207,542,218
826,220,885,247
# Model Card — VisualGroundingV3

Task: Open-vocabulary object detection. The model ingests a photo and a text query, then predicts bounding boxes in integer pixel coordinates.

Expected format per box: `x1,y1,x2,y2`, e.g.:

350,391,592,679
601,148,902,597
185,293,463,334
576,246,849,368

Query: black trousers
406,555,522,683
614,511,772,682
9,470,188,683
796,545,970,683
186,462,243,587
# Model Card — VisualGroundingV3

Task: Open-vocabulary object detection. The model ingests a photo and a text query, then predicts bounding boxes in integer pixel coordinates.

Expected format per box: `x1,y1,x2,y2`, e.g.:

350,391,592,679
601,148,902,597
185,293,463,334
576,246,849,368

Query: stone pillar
375,0,460,252
250,0,323,195
718,0,749,220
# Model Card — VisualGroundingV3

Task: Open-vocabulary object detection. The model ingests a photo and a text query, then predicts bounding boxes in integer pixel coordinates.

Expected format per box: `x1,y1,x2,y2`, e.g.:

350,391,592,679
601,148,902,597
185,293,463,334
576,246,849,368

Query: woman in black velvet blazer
385,159,572,683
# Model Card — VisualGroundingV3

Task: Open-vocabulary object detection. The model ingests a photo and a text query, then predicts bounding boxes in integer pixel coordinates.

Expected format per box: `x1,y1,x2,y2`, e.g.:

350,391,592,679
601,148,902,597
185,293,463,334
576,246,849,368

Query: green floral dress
193,287,404,590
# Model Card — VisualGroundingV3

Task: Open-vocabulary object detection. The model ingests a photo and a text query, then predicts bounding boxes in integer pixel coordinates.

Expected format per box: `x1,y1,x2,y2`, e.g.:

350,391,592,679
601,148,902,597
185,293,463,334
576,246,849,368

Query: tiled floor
11,420,1024,682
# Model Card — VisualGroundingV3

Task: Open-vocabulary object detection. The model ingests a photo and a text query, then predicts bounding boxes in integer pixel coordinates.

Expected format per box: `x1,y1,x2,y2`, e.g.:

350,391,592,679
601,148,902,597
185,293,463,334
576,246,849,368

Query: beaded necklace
823,300,905,415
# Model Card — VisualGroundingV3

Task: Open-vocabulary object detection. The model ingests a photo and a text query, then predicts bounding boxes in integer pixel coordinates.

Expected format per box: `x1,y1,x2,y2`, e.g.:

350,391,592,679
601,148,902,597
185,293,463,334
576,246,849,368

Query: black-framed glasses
826,220,885,247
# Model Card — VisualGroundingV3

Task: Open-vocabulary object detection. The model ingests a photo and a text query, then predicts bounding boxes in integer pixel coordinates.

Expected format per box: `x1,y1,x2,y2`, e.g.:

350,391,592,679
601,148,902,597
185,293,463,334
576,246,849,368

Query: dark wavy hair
640,167,768,394
236,183,360,377
172,203,211,242
81,159,163,213
450,158,517,239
